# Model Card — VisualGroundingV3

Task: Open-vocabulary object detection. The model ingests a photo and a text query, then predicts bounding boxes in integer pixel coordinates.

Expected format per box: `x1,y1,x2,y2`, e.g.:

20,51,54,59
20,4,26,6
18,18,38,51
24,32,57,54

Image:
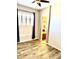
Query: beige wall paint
17,4,40,42
48,0,61,50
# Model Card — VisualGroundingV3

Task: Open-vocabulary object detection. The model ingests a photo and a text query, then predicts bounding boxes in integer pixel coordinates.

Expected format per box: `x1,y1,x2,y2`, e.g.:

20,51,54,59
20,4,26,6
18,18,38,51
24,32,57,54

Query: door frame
46,5,51,43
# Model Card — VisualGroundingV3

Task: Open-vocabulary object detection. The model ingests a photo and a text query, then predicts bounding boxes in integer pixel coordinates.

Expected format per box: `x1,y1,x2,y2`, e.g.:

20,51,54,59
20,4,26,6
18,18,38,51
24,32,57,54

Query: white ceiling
17,0,51,10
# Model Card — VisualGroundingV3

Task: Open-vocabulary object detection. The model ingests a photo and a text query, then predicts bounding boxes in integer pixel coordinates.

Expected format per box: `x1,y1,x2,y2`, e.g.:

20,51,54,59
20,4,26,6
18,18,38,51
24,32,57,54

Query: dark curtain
32,12,35,39
17,9,20,42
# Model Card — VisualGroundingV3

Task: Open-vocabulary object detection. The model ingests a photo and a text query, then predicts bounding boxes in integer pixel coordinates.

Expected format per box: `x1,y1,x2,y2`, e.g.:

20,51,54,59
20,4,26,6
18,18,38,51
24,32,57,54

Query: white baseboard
47,43,61,51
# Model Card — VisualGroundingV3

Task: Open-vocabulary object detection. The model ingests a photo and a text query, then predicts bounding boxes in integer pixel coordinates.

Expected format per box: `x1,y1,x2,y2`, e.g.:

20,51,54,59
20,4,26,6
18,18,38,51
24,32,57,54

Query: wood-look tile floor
17,39,61,59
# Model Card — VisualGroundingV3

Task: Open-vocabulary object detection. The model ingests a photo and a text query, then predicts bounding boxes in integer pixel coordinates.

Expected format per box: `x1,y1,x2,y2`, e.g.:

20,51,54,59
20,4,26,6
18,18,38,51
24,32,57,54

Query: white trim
47,43,61,51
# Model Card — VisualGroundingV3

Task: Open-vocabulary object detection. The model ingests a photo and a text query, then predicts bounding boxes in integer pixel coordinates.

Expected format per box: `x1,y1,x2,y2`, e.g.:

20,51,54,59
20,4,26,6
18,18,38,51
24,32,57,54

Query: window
25,16,27,24
18,10,34,26
29,16,31,24
21,15,23,24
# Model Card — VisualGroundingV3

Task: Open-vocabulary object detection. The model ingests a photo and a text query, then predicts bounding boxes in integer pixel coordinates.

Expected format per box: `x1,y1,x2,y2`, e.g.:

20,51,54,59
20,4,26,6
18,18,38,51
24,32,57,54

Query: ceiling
17,0,51,10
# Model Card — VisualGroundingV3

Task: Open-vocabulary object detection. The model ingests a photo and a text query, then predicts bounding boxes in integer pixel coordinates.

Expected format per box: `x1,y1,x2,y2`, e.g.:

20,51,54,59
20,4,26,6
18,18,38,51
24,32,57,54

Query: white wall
48,0,61,50
17,4,40,42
